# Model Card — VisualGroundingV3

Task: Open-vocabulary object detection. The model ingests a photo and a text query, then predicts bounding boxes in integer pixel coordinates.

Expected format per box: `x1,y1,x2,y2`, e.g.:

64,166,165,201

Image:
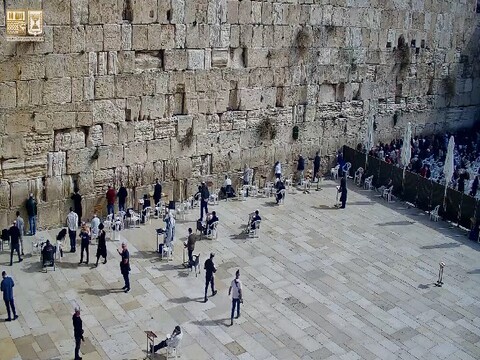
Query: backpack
1,228,9,241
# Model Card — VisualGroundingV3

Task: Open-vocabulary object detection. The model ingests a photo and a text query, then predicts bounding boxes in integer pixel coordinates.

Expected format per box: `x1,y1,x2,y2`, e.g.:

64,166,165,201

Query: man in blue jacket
1,271,18,321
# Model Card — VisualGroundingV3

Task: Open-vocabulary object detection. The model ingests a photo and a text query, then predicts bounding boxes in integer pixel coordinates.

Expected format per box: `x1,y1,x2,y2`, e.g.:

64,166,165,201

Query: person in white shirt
151,325,183,353
66,208,79,252
222,175,235,198
274,161,282,179
228,269,243,326
90,214,100,241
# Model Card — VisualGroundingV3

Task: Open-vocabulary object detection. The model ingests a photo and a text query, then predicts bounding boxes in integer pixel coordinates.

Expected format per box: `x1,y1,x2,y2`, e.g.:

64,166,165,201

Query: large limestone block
186,24,210,48
44,0,71,25
53,26,72,53
97,145,124,169
71,0,88,25
93,100,125,124
164,50,187,70
176,115,194,137
94,76,115,99
141,95,166,120
24,132,54,157
132,0,157,23
85,25,104,52
176,158,192,178
0,180,10,209
211,49,229,68
148,24,175,50
238,87,276,110
45,176,64,202
124,141,147,165
147,139,171,162
104,24,122,51
1,134,25,159
10,181,29,207
187,50,205,70
89,0,119,24
2,160,26,181
19,56,46,80
171,137,196,158
116,74,151,96
244,48,269,68
154,118,176,139
0,82,17,108
4,112,32,134
132,25,148,50
134,120,154,141
54,130,85,151
47,152,66,177
87,124,104,146
37,201,61,230
66,147,96,174
43,78,72,105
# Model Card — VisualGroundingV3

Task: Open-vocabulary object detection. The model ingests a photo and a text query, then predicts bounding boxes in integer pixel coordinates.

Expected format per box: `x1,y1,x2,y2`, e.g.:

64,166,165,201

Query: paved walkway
1,180,480,360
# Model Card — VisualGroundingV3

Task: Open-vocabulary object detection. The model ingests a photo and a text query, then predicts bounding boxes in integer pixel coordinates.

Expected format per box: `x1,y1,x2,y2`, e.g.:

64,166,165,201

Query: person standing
71,189,83,226
67,208,79,252
9,221,22,266
313,152,321,182
117,242,130,293
297,155,305,184
106,185,116,215
72,306,84,360
153,179,162,206
15,211,25,256
228,270,243,326
79,224,90,265
470,175,479,197
1,271,18,321
338,173,348,209
274,161,282,179
117,183,128,212
204,252,217,302
199,182,210,221
26,193,37,235
90,214,100,241
184,228,196,268
95,224,107,267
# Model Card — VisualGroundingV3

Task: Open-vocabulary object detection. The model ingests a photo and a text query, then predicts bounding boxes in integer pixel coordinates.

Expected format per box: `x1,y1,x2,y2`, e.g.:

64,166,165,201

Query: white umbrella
401,122,412,168
443,135,455,209
365,115,374,165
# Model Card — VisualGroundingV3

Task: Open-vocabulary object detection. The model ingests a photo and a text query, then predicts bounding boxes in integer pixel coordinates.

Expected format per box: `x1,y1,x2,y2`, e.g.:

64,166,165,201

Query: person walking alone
26,193,37,235
199,182,210,221
118,242,130,292
204,252,217,302
15,211,25,255
8,221,22,266
67,208,79,252
1,271,18,321
228,269,243,326
95,224,107,267
72,306,84,360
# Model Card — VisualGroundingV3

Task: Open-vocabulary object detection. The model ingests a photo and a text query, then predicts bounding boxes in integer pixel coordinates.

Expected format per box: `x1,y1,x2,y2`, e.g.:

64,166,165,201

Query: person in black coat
95,223,107,267
8,222,22,266
118,242,130,293
313,152,321,181
338,174,347,209
153,179,162,206
470,176,479,197
71,189,83,227
199,182,210,221
297,155,305,184
72,307,84,360
117,184,128,212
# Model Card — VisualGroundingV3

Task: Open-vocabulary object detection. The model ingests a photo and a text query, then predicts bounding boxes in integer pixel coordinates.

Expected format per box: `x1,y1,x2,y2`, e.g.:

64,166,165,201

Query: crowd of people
357,125,480,199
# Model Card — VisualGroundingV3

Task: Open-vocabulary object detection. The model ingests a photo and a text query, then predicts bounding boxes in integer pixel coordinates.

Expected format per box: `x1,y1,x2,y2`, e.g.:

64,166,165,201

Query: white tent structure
443,135,455,209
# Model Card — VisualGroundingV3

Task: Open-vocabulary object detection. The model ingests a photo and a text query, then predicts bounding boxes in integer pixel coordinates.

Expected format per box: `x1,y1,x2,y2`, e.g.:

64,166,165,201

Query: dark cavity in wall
123,0,133,22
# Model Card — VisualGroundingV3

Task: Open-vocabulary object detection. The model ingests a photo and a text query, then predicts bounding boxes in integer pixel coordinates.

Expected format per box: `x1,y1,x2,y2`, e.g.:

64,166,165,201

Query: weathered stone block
164,50,188,70
124,141,147,165
141,95,165,119
89,0,119,24
186,24,210,48
134,120,154,141
43,78,72,105
97,145,124,169
187,50,205,70
147,139,171,162
154,118,176,139
93,100,125,124
54,130,85,151
71,0,88,25
0,82,16,108
103,24,122,51
47,152,66,176
245,48,269,68
148,24,175,50
85,25,104,52
35,112,76,131
86,124,103,146
211,49,229,68
132,0,158,23
95,76,115,99
53,26,72,53
66,147,96,174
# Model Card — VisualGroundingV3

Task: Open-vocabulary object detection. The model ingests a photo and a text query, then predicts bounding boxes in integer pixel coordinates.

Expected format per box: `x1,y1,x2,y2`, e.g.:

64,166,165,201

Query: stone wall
1,0,480,228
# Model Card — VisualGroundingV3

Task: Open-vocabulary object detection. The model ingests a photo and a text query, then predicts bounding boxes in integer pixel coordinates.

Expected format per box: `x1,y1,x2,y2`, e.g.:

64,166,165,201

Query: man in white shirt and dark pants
228,269,243,326
67,208,79,253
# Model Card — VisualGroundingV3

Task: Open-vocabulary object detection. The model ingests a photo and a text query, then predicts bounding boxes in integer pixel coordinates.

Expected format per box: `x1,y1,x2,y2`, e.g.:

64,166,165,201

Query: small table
145,330,157,359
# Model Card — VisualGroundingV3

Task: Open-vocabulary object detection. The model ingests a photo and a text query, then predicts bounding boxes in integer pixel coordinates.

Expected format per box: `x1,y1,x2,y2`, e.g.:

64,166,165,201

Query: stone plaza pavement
1,180,480,360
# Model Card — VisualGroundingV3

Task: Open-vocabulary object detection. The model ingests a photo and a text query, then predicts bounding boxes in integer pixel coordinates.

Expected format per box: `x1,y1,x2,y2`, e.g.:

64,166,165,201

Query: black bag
1,228,9,241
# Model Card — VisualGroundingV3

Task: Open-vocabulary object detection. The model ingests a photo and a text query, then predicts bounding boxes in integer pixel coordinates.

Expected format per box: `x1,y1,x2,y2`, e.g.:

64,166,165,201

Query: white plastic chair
354,167,364,186
161,244,173,260
143,206,152,224
343,162,352,178
165,336,181,359
364,175,374,190
206,221,218,240
129,209,140,227
249,185,258,197
383,185,394,202
331,165,340,179
155,201,165,219
249,220,261,238
430,205,440,222
209,190,219,205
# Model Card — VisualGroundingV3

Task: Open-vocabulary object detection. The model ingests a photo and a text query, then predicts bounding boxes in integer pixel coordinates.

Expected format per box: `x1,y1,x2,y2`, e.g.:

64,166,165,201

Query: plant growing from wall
443,75,456,100
295,28,311,58
180,126,194,149
395,35,410,74
258,118,277,141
